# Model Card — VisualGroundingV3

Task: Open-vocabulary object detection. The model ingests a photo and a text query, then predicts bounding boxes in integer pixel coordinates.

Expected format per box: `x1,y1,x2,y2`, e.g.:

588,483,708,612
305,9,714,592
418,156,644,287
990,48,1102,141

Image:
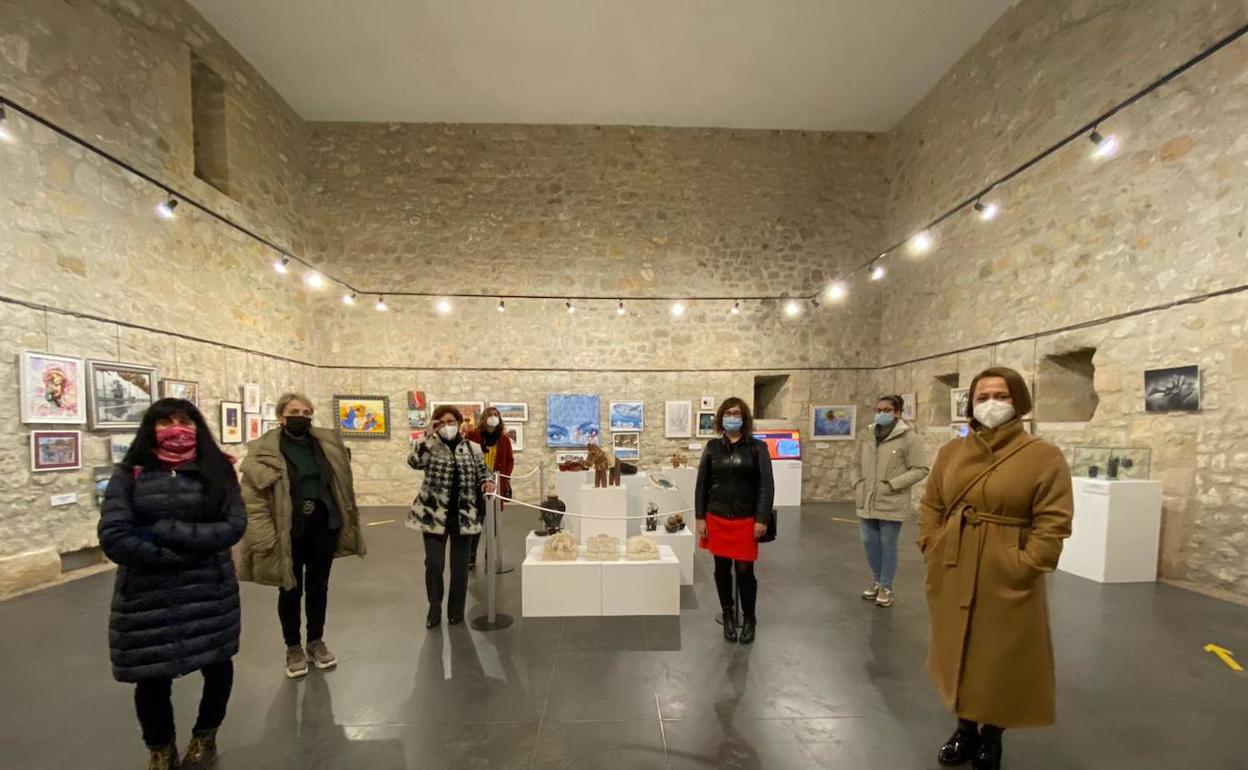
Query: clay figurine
627,535,660,561
1088,465,1099,479
1107,456,1134,481
586,533,621,561
648,472,676,490
665,513,686,533
586,443,609,487
541,532,578,561
537,495,566,536
608,458,622,486
670,451,688,469
645,502,659,532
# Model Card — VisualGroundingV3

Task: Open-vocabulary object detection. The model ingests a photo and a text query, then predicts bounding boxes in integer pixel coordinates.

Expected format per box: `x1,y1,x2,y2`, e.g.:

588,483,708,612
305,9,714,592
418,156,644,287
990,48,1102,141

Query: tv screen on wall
755,429,801,461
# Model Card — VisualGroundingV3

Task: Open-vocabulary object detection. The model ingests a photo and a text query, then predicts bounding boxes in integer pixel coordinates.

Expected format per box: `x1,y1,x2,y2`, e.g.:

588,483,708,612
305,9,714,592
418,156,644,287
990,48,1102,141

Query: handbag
469,442,489,525
752,439,778,544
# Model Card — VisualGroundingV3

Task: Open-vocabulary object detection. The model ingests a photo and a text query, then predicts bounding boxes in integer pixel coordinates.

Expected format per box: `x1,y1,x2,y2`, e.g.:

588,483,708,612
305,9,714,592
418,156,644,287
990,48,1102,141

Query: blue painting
609,401,644,432
811,404,856,441
547,394,601,447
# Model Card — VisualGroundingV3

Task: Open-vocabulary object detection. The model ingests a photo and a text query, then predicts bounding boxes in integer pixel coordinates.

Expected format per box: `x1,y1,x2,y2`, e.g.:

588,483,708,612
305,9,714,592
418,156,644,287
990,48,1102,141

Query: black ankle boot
973,729,1002,770
937,726,979,766
738,617,756,645
426,607,441,629
721,608,738,642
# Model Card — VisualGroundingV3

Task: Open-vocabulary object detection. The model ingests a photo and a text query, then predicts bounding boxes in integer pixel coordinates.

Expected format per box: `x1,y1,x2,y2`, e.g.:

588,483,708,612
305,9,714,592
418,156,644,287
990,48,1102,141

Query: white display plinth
525,529,557,555
580,484,629,541
621,474,648,536
554,470,592,537
522,547,602,617
773,459,802,507
643,484,688,519
1058,478,1163,583
668,467,699,508
648,526,695,584
601,545,681,616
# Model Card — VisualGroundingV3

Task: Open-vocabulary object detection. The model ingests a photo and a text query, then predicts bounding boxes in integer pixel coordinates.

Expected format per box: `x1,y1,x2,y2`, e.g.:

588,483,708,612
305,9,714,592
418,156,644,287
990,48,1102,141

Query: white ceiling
189,0,1017,131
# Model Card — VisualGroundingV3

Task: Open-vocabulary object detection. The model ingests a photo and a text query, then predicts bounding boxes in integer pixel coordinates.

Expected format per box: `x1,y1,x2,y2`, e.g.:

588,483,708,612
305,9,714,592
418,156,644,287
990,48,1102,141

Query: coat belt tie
943,504,1029,608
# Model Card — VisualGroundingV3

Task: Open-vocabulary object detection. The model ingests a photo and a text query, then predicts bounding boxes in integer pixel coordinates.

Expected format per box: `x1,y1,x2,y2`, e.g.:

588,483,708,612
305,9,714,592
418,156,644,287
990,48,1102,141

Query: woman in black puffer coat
99,398,246,770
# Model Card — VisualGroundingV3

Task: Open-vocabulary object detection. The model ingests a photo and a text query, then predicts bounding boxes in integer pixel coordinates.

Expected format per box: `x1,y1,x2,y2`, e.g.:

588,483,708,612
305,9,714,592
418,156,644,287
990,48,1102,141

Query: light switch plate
687,443,700,451
50,492,79,507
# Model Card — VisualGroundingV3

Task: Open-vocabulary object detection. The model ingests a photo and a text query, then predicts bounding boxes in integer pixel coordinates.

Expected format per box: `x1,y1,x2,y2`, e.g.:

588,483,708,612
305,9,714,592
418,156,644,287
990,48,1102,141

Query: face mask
439,424,459,441
486,416,500,429
284,416,312,437
155,424,197,464
722,416,744,433
873,412,896,428
973,400,1016,429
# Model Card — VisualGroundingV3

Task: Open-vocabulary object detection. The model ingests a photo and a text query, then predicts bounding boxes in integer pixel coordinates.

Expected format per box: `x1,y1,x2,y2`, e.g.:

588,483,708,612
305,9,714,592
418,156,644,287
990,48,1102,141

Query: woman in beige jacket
852,394,929,607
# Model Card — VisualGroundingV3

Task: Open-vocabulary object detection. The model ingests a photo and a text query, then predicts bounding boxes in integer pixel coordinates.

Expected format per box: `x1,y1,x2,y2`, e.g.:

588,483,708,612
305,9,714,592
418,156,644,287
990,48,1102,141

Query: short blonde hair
277,392,314,416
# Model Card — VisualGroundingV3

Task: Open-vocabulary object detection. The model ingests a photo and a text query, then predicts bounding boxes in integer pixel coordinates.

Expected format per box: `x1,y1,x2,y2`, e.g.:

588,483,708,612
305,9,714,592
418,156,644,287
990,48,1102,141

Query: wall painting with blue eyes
546,394,601,447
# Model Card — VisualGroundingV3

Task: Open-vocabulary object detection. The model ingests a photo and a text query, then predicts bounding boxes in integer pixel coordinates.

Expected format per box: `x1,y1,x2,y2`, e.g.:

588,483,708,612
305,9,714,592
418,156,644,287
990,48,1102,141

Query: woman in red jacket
465,406,515,570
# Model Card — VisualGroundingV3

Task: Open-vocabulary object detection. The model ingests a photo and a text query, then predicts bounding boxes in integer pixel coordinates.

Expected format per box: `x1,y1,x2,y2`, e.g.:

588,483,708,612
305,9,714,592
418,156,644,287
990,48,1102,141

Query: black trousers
424,532,472,618
134,660,233,747
713,556,758,621
278,519,340,648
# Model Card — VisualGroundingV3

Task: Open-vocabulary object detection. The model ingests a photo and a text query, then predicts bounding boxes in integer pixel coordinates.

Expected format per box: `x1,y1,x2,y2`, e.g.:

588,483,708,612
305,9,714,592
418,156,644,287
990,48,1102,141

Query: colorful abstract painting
21,351,86,425
334,395,390,440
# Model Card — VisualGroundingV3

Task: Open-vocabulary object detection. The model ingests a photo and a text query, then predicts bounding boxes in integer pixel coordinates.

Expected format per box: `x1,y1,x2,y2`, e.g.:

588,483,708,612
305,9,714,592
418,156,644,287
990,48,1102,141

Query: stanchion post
492,469,514,575
472,471,514,630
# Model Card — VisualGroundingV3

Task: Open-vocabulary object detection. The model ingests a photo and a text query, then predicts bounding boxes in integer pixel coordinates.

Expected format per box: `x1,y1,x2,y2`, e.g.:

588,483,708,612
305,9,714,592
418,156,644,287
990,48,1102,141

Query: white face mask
486,416,500,429
973,400,1016,429
438,424,459,441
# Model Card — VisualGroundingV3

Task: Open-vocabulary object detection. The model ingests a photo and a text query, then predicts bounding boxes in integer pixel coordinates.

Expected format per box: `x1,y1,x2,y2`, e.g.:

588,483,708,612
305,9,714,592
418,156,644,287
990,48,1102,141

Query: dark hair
714,397,754,436
432,404,463,424
877,394,904,413
481,406,505,433
121,398,237,520
967,367,1032,429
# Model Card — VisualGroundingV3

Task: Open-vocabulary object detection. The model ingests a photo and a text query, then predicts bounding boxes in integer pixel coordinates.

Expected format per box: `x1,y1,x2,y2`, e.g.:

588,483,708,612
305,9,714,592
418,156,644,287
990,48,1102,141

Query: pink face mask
155,424,198,465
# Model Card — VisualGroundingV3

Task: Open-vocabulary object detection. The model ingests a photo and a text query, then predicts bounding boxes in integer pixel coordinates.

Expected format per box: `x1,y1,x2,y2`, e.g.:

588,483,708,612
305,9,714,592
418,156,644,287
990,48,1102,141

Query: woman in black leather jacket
695,397,775,644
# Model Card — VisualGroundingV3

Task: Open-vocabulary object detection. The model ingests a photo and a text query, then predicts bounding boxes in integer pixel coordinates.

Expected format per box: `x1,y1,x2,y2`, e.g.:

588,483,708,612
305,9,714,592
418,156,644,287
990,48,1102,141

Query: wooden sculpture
586,443,609,487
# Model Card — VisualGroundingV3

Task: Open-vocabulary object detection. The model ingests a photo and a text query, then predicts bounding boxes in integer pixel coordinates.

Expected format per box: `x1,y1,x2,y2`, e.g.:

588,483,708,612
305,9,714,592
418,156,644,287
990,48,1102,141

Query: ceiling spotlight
784,299,802,317
566,300,576,314
375,295,388,312
273,256,290,274
826,282,847,301
870,262,887,281
730,301,741,316
304,272,324,289
909,230,934,254
671,301,686,317
156,196,178,219
616,300,626,316
436,298,452,314
1089,129,1119,159
497,298,506,313
342,292,357,306
974,200,999,221
0,104,12,142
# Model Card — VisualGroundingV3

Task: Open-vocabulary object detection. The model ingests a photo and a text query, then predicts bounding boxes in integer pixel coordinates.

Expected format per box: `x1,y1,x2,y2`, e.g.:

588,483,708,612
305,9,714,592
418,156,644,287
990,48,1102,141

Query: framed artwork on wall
546,394,601,447
261,401,277,420
245,414,264,442
31,430,82,472
430,401,483,432
491,402,529,422
696,411,717,438
220,402,243,444
242,383,262,414
20,351,86,425
555,450,588,465
664,401,692,438
700,396,715,410
160,379,200,405
334,395,390,439
261,420,279,435
950,388,971,423
108,434,136,464
612,431,640,461
1144,366,1200,412
407,390,427,410
88,360,158,430
811,405,856,441
609,401,644,431
899,392,916,422
506,424,525,451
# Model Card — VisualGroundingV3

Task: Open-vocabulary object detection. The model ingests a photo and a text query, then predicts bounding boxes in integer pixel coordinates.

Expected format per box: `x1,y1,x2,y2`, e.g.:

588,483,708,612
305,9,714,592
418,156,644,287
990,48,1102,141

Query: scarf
155,425,198,467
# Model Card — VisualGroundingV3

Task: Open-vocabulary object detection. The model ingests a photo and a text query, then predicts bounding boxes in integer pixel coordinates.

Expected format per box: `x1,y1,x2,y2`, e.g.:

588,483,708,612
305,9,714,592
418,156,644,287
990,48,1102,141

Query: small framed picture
88,360,158,430
506,423,526,451
491,402,529,422
899,392,916,422
108,434,136,465
93,465,113,507
664,401,693,438
950,388,971,423
609,401,644,432
31,430,82,472
245,414,264,442
700,396,715,411
20,351,86,425
612,431,640,461
696,411,717,438
1144,366,1201,413
261,420,280,435
811,405,856,441
220,401,244,444
556,450,588,465
409,429,427,444
261,401,277,420
160,379,200,405
335,395,391,440
242,384,262,414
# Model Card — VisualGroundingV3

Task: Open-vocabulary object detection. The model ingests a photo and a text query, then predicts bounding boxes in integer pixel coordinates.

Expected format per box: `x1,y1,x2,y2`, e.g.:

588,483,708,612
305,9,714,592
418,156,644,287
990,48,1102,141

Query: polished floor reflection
2,503,1247,769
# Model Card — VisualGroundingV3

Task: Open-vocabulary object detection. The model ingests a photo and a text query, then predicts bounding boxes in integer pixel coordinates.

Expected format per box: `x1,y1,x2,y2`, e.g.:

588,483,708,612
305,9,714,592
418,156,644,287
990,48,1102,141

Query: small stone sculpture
671,451,689,469
648,472,676,490
665,513,686,533
1088,465,1099,479
541,531,578,561
619,462,638,475
627,535,660,561
645,502,659,532
1107,456,1134,480
586,444,609,488
537,495,566,536
585,533,621,561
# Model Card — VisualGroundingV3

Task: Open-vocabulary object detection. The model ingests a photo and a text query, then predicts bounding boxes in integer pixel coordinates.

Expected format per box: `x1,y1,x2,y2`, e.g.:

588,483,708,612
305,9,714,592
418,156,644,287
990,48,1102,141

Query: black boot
721,608,738,642
738,617,756,645
146,742,179,770
937,723,979,766
426,607,441,629
973,726,1003,770
182,729,218,770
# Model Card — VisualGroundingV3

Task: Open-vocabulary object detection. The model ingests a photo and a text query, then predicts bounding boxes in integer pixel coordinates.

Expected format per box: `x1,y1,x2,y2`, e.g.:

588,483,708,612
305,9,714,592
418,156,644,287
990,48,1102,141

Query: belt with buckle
301,500,318,516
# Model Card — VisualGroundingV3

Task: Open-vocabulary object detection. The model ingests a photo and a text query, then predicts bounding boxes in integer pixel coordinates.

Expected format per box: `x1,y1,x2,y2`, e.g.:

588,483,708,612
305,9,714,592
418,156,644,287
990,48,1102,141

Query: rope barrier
497,465,542,480
488,492,694,521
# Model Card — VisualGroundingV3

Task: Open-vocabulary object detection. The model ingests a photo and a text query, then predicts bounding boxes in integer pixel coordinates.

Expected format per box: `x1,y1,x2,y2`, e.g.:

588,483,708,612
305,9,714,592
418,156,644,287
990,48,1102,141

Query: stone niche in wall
930,373,959,425
1037,348,1098,422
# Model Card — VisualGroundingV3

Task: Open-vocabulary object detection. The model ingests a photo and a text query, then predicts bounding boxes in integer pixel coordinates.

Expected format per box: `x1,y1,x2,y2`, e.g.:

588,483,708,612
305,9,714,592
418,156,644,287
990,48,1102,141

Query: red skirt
699,513,758,562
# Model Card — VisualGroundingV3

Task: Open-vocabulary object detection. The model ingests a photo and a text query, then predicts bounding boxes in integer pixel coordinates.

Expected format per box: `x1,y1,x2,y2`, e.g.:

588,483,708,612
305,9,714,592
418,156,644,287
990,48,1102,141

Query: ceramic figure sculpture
645,502,659,532
608,458,622,486
665,513,686,533
619,462,638,475
586,533,621,561
627,535,660,561
537,495,566,536
586,444,609,487
541,531,578,561
648,472,676,490
671,451,688,469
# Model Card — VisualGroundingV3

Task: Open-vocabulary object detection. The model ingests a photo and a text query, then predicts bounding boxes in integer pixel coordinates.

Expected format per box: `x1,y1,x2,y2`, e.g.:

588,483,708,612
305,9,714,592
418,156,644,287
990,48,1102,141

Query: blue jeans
860,519,903,589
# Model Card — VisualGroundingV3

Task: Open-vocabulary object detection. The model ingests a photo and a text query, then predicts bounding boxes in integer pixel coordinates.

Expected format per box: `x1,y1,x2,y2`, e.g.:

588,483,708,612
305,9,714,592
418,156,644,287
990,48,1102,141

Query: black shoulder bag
753,439,778,544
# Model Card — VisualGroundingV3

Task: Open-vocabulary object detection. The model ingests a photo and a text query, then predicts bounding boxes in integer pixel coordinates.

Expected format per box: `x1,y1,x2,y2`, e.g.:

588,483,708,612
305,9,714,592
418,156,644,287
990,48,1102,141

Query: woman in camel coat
918,367,1073,770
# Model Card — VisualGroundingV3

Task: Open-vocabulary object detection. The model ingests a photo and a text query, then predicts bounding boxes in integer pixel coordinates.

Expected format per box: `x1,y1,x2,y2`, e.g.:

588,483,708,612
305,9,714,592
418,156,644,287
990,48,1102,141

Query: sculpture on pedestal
627,535,660,561
536,495,566,536
586,533,621,561
665,513,686,533
541,531,578,561
645,502,659,532
586,443,609,487
670,451,688,469
608,458,622,486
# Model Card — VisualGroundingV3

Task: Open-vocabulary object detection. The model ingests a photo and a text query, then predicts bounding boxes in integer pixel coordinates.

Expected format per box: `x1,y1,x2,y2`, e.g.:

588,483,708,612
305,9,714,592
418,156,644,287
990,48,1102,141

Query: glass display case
1071,446,1151,480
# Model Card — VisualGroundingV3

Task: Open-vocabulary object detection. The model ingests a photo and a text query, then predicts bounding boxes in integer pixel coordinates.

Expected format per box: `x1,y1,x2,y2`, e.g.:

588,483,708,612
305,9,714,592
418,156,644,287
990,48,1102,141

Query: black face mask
284,416,312,437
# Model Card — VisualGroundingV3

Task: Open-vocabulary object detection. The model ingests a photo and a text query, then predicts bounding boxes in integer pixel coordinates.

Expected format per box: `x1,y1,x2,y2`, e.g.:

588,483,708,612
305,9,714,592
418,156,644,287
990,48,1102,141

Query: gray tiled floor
2,503,1247,769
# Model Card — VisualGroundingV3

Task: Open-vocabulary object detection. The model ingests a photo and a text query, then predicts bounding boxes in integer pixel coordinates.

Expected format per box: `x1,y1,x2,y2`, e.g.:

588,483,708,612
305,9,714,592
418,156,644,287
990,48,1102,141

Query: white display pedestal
649,527,695,585
554,470,591,537
601,545,681,616
773,459,802,507
668,467,699,508
580,484,629,541
525,529,553,555
1058,478,1163,583
522,547,602,617
621,474,648,536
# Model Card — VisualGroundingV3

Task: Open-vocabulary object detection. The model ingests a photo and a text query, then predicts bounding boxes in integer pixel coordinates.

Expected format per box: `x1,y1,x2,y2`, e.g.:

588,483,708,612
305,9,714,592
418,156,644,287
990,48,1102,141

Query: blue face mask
722,416,744,432
873,412,896,428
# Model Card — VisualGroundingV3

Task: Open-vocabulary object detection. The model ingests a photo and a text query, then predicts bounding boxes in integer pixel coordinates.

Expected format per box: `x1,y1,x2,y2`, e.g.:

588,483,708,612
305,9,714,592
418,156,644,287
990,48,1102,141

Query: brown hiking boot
146,743,179,770
285,645,309,679
182,729,217,769
306,639,338,670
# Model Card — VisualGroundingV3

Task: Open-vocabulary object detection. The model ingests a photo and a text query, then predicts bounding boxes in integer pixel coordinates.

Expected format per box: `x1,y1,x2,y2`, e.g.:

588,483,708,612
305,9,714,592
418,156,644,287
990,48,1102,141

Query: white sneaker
861,582,881,600
875,587,895,608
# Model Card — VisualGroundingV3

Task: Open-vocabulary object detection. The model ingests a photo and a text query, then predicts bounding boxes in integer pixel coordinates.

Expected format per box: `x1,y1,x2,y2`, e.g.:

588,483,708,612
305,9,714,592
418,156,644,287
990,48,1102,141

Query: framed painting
245,414,264,442
20,351,86,425
609,401,644,432
696,411,718,438
261,420,280,435
261,401,277,420
409,429,427,444
899,392,916,422
430,401,483,432
88,360,158,430
700,396,715,410
93,465,113,507
811,405,856,441
31,430,82,472
108,433,136,464
546,394,601,447
1144,366,1200,413
664,401,692,438
220,401,244,444
242,383,262,414
506,423,525,451
612,431,640,461
334,395,390,439
950,388,971,423
490,402,529,422
160,379,200,405
555,450,588,465
407,390,427,410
